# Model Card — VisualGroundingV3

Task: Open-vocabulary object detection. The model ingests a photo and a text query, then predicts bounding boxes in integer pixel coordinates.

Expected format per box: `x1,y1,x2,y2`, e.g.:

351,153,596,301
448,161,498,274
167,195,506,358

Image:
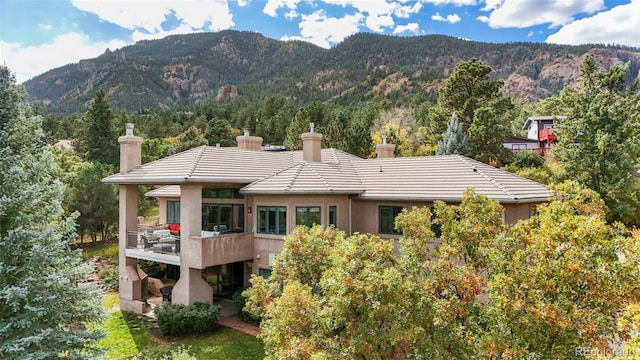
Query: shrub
155,302,221,336
510,150,544,169
233,289,261,324
98,266,119,291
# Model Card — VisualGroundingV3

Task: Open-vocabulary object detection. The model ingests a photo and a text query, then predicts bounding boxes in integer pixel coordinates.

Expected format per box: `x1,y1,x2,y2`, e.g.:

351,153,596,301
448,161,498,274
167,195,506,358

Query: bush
233,289,261,324
155,302,221,336
98,266,119,291
510,150,544,169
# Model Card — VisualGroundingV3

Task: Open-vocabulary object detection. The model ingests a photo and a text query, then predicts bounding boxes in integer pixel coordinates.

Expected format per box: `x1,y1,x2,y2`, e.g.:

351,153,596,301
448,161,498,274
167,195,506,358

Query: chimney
376,135,395,159
301,122,323,162
118,123,143,173
236,129,263,150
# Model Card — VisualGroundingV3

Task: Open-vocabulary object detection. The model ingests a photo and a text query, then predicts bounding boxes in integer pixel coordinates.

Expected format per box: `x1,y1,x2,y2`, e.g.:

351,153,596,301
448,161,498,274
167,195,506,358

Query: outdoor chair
160,285,173,302
141,234,158,249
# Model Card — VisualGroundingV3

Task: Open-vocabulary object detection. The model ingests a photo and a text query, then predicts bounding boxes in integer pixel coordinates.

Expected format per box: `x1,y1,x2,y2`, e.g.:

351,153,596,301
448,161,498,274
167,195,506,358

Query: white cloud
285,9,299,20
393,22,420,34
394,1,423,18
263,0,302,17
431,12,461,24
546,0,640,47
282,10,364,48
38,24,53,31
423,0,477,5
236,0,249,6
1,33,127,83
366,13,395,32
527,30,534,37
478,0,605,29
71,0,234,33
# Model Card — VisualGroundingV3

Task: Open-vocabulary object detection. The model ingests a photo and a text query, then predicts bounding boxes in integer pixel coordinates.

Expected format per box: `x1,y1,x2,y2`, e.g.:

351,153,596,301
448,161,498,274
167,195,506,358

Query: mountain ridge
24,30,640,114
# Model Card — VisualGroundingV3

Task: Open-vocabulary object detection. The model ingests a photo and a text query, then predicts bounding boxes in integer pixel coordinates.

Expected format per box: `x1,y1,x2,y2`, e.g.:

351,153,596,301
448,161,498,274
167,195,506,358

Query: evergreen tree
283,108,311,151
435,114,469,156
204,117,235,147
75,89,119,166
0,66,104,359
168,125,208,155
553,54,640,225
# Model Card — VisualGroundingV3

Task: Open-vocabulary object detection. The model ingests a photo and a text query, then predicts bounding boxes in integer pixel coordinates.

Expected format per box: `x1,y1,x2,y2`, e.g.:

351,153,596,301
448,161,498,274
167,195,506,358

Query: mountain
23,30,640,115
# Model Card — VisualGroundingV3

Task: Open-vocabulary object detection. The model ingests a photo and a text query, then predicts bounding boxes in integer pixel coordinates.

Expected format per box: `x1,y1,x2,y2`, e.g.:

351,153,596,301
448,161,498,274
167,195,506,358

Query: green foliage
552,54,640,225
155,302,221,336
168,126,208,155
246,185,640,359
0,65,105,359
509,150,544,168
232,289,261,324
75,89,119,166
205,117,235,147
283,107,311,150
436,113,469,155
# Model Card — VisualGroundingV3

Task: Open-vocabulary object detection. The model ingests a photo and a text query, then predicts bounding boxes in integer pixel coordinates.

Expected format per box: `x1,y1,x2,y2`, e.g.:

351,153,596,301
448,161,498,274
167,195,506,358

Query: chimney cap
243,128,250,136
125,123,134,136
310,122,315,133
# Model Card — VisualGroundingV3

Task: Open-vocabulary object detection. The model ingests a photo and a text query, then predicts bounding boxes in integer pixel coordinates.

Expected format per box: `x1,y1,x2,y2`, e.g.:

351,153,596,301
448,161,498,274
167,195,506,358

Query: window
258,268,272,279
202,188,243,199
202,204,244,232
512,144,527,150
167,201,180,224
296,206,321,227
379,206,403,235
329,206,337,227
257,206,287,235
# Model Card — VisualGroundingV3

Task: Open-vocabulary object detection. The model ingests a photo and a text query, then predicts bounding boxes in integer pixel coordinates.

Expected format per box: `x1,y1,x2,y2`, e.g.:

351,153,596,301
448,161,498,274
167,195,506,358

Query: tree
429,58,513,164
0,66,104,359
168,125,208,155
283,108,311,151
436,114,469,155
75,89,119,166
320,111,348,151
552,54,640,225
204,117,235,147
245,184,640,359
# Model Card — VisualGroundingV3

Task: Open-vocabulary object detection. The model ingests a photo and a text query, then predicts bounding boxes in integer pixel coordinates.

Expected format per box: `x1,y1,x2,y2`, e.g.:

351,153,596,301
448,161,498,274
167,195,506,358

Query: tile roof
351,155,549,203
106,145,550,203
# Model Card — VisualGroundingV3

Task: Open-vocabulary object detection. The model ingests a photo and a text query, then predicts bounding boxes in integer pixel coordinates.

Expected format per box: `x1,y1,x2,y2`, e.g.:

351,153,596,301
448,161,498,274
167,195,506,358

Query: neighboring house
103,124,551,313
518,115,566,155
502,136,541,154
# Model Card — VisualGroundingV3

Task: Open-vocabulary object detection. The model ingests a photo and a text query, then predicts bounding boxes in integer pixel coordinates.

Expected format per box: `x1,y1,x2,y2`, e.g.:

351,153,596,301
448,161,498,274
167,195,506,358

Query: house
103,123,551,313
502,136,541,154
518,115,566,155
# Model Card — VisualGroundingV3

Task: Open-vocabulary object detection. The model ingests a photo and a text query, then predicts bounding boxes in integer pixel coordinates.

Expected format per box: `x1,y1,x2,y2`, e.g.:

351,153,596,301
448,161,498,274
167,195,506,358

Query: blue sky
1,0,639,83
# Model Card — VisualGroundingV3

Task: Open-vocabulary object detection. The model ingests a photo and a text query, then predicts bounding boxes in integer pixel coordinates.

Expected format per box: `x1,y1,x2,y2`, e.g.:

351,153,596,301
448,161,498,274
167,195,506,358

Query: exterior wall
249,194,350,272
351,199,433,239
503,202,540,224
502,141,539,150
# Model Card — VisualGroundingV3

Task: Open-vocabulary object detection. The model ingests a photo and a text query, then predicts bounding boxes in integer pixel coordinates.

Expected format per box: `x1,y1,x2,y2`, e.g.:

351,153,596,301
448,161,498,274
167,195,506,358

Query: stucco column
117,124,146,313
172,184,213,305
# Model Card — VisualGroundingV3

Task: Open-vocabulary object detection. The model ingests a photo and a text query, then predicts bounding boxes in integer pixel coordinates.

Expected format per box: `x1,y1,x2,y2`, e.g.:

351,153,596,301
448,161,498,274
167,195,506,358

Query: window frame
257,206,287,235
296,206,321,228
167,200,180,224
378,205,403,235
328,205,337,227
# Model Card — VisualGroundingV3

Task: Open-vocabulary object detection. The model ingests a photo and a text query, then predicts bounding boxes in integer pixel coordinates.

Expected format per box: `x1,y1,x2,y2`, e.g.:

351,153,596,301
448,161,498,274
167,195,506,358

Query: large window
257,206,287,235
202,204,244,232
296,206,321,227
379,206,403,235
202,188,243,199
167,201,180,224
329,206,337,227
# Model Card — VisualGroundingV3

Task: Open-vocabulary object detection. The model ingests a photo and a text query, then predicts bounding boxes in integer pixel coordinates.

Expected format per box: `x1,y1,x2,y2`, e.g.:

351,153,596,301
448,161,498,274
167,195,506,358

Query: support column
118,184,147,313
172,184,213,305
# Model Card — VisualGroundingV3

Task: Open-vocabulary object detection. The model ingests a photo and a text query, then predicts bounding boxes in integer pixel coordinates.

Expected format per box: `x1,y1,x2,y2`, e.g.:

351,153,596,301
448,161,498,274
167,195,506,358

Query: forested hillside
25,30,640,114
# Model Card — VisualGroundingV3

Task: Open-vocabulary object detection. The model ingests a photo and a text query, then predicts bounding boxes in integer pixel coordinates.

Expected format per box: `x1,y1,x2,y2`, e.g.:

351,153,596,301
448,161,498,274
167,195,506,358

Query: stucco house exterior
103,124,550,313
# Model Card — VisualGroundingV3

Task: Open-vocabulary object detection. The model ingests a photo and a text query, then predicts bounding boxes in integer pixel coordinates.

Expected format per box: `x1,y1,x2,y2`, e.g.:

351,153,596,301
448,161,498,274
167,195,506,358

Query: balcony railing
511,147,549,156
126,230,180,256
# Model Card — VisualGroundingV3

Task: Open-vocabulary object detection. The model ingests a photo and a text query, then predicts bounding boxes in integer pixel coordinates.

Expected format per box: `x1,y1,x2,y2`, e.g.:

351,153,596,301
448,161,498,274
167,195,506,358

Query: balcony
125,229,180,265
539,128,557,144
187,232,254,269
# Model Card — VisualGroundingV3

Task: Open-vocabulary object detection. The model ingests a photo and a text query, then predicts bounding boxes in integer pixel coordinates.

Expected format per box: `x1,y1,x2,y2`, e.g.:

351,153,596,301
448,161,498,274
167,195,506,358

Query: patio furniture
160,285,173,302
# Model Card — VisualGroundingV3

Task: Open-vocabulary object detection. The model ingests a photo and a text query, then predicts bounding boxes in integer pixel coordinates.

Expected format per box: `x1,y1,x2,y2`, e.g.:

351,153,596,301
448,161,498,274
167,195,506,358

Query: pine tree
284,108,311,150
0,66,104,359
75,89,119,166
436,114,469,156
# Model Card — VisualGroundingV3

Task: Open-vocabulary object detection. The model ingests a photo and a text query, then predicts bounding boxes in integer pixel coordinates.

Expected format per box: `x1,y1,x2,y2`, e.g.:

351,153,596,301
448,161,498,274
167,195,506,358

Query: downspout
348,197,352,235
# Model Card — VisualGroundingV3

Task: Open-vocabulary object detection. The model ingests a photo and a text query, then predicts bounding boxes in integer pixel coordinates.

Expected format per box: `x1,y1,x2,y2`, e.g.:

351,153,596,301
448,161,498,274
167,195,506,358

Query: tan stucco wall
351,200,434,238
503,202,539,224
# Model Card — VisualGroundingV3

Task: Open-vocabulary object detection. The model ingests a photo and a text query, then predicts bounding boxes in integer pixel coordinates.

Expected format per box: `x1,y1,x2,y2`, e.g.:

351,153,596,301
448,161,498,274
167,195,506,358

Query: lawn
97,292,264,360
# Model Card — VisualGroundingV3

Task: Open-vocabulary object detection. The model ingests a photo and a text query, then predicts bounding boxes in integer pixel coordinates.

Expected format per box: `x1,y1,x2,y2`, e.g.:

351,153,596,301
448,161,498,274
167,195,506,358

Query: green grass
80,241,119,262
97,293,264,360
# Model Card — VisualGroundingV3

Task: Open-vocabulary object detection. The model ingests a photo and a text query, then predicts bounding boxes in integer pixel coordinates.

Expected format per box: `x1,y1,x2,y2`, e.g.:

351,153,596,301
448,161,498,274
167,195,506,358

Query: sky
1,0,639,84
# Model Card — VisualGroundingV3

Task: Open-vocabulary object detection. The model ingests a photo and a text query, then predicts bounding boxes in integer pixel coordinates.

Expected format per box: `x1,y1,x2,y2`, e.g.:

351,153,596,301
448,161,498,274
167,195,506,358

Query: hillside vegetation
24,30,640,114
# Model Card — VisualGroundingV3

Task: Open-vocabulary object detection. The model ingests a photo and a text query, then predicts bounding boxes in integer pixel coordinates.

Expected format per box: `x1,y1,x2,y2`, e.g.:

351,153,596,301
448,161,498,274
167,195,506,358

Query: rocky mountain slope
24,30,640,114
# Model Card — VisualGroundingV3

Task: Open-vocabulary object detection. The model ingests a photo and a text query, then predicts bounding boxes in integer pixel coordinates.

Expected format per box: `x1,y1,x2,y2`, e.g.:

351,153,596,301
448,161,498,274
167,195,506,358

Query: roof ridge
184,146,207,180
308,162,333,191
457,155,517,200
285,162,306,192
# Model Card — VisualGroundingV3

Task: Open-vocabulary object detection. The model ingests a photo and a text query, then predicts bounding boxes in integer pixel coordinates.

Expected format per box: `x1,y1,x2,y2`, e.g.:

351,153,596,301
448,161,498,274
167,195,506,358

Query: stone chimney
301,122,323,162
118,123,143,173
376,135,396,159
236,129,263,150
